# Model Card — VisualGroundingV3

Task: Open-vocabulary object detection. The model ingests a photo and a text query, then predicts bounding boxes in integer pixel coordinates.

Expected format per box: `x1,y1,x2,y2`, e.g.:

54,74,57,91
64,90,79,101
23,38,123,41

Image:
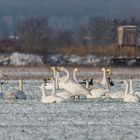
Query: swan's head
51,66,56,70
47,77,55,81
0,82,4,85
123,80,128,85
74,68,80,72
130,76,133,79
106,68,112,75
43,78,47,83
101,67,105,71
59,67,65,71
56,67,60,71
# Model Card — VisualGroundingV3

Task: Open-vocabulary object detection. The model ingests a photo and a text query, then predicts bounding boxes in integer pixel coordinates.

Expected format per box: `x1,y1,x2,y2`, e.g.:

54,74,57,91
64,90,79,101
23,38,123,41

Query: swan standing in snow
123,80,139,103
14,80,27,99
58,67,90,97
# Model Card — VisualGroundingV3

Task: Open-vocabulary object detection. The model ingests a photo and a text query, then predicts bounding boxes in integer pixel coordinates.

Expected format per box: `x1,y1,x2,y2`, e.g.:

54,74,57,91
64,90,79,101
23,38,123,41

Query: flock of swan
0,67,140,103
40,67,140,103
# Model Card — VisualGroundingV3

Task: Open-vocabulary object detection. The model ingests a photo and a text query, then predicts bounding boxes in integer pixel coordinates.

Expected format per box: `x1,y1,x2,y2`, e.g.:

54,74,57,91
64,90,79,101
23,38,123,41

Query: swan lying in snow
3,80,26,100
129,77,140,97
14,80,27,99
40,78,70,104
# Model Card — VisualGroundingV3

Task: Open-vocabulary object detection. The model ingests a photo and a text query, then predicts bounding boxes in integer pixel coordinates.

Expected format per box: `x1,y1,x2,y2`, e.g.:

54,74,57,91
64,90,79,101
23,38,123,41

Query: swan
101,67,107,86
104,78,124,99
58,67,90,97
44,67,58,90
14,80,27,99
3,80,26,100
73,68,80,83
101,68,113,86
40,79,67,104
123,80,139,103
49,77,75,101
87,79,108,99
129,77,140,97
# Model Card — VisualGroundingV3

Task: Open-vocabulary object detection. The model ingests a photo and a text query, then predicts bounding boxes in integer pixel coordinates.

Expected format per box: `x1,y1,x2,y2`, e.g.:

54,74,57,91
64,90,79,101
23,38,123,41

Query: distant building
118,25,137,46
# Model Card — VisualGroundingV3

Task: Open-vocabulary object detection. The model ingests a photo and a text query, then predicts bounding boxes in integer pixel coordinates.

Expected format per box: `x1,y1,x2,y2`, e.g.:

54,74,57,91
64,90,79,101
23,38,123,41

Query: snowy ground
0,67,140,79
0,67,140,140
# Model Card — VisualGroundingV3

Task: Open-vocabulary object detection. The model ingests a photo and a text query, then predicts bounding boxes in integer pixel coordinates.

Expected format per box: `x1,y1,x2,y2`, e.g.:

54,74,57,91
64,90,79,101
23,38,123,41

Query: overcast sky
0,0,140,31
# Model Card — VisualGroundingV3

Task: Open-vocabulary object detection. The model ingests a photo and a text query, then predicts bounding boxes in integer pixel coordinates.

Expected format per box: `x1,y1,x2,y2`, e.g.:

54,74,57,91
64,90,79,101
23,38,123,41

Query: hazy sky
0,0,140,31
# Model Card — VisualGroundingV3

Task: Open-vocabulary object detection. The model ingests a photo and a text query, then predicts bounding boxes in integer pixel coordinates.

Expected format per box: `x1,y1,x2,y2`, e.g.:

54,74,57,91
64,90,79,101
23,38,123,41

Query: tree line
0,16,140,56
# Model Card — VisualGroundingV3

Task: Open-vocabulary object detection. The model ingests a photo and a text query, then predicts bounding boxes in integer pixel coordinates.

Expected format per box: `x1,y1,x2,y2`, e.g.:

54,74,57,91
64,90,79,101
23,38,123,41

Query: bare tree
80,17,110,46
54,29,75,48
16,17,51,54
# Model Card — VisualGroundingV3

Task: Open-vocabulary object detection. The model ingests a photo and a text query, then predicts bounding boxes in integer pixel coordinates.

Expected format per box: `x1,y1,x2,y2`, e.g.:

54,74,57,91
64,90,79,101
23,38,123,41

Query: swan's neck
63,68,70,83
0,82,3,93
102,69,106,83
124,82,129,96
42,82,47,98
19,80,23,91
130,79,133,93
73,69,78,83
51,78,56,96
105,78,110,91
56,71,59,89
85,80,89,89
53,69,57,89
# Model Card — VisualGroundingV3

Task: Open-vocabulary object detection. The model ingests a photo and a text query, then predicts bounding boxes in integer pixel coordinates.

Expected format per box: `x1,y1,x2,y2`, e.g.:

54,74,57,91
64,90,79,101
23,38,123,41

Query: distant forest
0,16,140,56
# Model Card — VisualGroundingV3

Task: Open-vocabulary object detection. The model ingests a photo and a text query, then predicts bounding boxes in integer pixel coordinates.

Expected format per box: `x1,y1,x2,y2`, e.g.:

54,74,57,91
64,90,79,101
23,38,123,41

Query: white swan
14,80,27,99
123,80,139,103
44,67,59,90
49,77,74,101
105,79,124,99
101,67,107,86
129,77,140,97
59,67,90,97
87,79,108,99
101,67,112,86
73,68,80,83
40,79,66,104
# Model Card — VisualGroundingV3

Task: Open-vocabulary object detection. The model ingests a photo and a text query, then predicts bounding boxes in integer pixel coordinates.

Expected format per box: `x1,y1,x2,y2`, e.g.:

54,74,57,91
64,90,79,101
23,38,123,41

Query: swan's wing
55,90,73,100
0,92,3,99
63,81,89,96
15,90,27,99
45,83,53,89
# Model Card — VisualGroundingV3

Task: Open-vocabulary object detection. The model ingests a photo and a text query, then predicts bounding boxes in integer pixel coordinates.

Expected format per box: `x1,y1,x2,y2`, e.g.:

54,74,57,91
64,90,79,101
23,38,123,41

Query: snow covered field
0,67,140,139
